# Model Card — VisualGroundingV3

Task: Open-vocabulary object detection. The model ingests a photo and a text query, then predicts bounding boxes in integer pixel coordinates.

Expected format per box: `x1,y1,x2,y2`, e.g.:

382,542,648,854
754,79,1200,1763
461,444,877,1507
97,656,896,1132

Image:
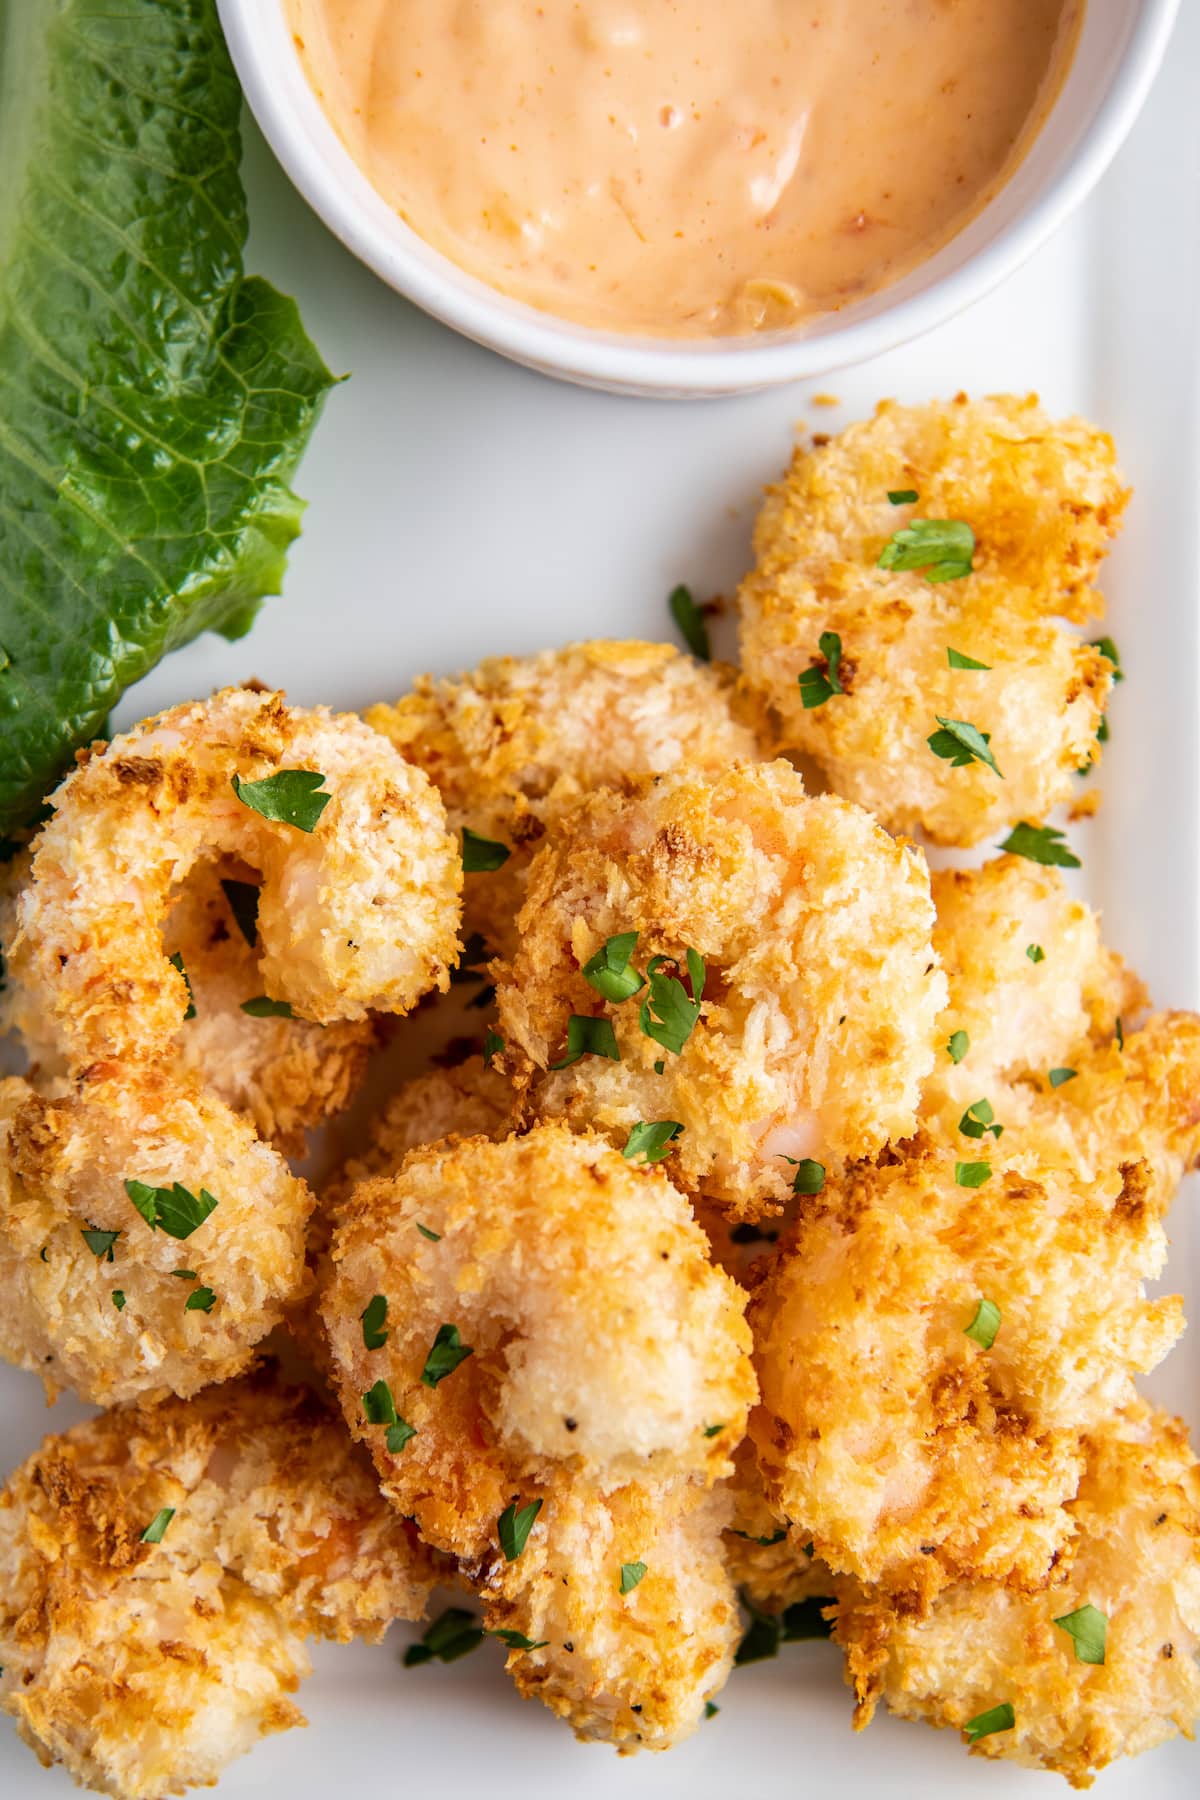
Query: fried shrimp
0,1369,444,1800
366,639,763,954
9,686,462,1066
836,1403,1200,1786
738,395,1127,844
330,1059,516,1196
494,762,946,1219
746,1143,1181,1601
0,1063,312,1405
321,1126,755,1746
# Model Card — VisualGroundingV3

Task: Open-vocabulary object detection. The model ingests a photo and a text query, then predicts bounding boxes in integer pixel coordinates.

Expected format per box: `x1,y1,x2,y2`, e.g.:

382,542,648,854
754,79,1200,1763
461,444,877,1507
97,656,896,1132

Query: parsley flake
927,716,1002,777
878,518,975,582
232,770,331,833
1115,1016,1124,1051
404,1607,484,1667
550,1014,620,1068
487,1629,548,1653
705,1701,720,1719
798,631,844,709
361,1294,389,1350
125,1180,217,1241
1048,1067,1077,1088
185,1287,216,1313
421,1323,474,1387
462,827,511,872
386,1419,417,1454
955,1161,992,1189
964,1298,1001,1349
582,931,644,1003
946,1029,970,1064
240,995,295,1018
965,1702,1015,1744
168,951,196,1020
782,1156,825,1195
1027,943,1045,963
947,647,991,671
959,1098,1002,1141
639,950,705,1056
417,1222,441,1242
703,1423,725,1438
498,1497,543,1562
111,1289,126,1311
1053,1603,1107,1665
888,488,919,505
362,1379,398,1425
622,1120,684,1164
141,1508,175,1545
1091,637,1123,681
999,823,1080,869
669,584,712,661
81,1226,120,1262
735,1597,834,1664
221,878,260,946
619,1561,647,1595
483,1028,504,1068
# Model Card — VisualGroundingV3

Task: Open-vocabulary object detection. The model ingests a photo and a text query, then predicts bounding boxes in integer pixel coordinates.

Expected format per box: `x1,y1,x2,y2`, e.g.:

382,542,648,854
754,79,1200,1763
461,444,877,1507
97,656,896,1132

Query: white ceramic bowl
220,0,1179,397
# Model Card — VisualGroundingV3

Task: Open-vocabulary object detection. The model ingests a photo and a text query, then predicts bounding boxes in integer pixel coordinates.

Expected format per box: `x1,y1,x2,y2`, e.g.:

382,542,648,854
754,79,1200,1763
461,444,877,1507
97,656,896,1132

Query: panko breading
738,395,1127,844
321,1127,755,1746
366,640,763,956
837,1403,1200,1786
330,1059,516,1197
494,762,946,1219
0,1370,444,1800
720,1438,845,1616
0,1064,313,1406
747,1143,1181,1600
8,686,462,1066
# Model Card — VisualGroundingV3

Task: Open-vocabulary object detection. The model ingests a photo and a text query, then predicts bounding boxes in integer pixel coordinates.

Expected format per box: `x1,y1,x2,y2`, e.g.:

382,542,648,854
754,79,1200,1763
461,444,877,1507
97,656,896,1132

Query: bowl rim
220,0,1181,395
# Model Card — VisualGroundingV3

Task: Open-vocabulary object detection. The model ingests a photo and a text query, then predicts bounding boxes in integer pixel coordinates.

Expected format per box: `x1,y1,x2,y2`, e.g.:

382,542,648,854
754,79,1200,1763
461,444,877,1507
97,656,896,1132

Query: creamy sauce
287,0,1082,338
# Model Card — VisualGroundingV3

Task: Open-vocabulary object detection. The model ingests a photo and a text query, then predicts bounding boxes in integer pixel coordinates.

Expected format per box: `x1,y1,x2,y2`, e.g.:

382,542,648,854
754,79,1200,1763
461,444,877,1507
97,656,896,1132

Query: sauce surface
287,0,1082,338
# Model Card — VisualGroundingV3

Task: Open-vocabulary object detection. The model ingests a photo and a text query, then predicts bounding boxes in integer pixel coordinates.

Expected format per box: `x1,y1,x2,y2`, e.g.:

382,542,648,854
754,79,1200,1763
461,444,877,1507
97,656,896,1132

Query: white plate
3,14,1199,1797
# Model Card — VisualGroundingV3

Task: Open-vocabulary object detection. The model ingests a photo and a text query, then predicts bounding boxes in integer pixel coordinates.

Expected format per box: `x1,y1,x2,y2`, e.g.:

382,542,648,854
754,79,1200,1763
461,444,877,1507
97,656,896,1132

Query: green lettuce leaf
0,0,336,833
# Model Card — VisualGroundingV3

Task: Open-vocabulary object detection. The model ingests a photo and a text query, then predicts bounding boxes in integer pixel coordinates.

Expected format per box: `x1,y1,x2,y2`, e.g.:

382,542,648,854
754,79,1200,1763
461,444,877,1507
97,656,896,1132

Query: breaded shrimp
719,1438,845,1615
331,1059,516,1196
837,1403,1200,1786
0,1369,444,1800
321,1126,755,1746
494,762,946,1219
0,1063,313,1405
366,640,763,956
738,395,1128,844
9,686,461,1066
747,1142,1181,1600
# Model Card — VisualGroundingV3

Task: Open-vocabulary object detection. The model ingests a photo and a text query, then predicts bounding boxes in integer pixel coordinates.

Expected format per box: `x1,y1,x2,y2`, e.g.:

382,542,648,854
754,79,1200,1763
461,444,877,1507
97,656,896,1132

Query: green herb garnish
965,1703,1015,1744
421,1323,474,1387
878,518,975,582
81,1226,120,1262
583,931,644,1003
185,1287,216,1313
927,717,1002,777
887,489,918,505
417,1223,442,1242
1026,943,1045,963
550,1015,620,1068
669,584,712,661
169,952,196,1020
111,1290,126,1311
1092,637,1123,681
487,1629,548,1653
964,1298,1001,1349
483,1028,504,1067
1053,1603,1107,1665
958,1099,1002,1141
221,879,260,947
386,1420,417,1454
999,823,1080,869
705,1701,720,1719
619,1561,647,1595
125,1179,217,1241
622,1120,684,1164
639,950,705,1056
362,1379,398,1425
404,1607,484,1667
141,1508,175,1545
782,1157,826,1196
947,648,991,670
1048,1068,1077,1088
798,632,844,709
462,828,511,872
946,1029,970,1064
361,1294,389,1350
232,770,331,833
240,995,295,1018
498,1497,543,1562
955,1161,992,1189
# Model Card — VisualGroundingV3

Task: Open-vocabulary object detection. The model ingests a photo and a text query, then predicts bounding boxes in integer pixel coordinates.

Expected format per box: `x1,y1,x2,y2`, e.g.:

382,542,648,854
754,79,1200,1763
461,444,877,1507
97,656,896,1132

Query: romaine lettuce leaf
0,0,336,833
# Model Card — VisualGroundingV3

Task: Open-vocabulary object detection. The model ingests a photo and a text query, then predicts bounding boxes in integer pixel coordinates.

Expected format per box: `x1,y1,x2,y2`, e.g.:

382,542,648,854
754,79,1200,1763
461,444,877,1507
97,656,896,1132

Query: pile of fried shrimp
1,393,1198,1800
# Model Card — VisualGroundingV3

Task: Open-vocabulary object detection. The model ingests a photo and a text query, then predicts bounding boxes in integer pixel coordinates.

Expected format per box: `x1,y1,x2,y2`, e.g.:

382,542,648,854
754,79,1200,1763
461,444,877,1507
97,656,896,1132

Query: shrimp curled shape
0,1064,314,1406
495,761,947,1219
0,1370,444,1800
321,1126,757,1747
9,687,462,1067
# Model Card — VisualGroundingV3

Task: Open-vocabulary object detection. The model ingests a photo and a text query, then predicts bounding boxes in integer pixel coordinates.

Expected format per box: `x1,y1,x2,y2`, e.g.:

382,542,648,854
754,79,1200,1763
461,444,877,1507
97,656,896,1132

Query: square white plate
2,14,1198,1797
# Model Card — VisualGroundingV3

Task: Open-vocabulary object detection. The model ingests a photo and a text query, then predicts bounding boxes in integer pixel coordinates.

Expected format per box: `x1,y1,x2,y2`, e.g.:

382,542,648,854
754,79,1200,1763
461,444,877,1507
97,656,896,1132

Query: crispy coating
0,1064,313,1406
837,1403,1200,1786
366,640,763,956
747,1142,1181,1600
331,1060,516,1197
322,1126,754,1746
738,395,1127,843
0,1370,443,1800
495,762,946,1218
9,686,462,1065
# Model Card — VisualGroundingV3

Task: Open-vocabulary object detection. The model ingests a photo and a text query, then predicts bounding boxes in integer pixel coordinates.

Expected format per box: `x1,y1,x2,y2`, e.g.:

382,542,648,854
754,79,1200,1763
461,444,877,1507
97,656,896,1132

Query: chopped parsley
81,1225,120,1262
111,1289,126,1311
487,1628,548,1653
421,1323,474,1387
582,931,644,1003
462,827,511,872
639,950,705,1056
1092,636,1123,681
140,1508,175,1545
1115,1016,1124,1051
955,1161,992,1189
232,769,331,833
1048,1067,1077,1088
221,877,260,946
999,823,1080,869
1053,1603,1107,1665
168,951,196,1020
360,1294,389,1350
887,488,919,505
417,1222,441,1242
878,518,975,582
703,1423,725,1439
483,1028,504,1067
550,1014,620,1068
125,1179,217,1241
619,1561,647,1595
927,716,1001,777
498,1497,543,1562
185,1287,216,1313
669,583,712,661
781,1155,825,1195
404,1607,484,1667
622,1119,684,1164
964,1702,1015,1744
947,647,991,671
735,1596,834,1664
705,1701,720,1719
959,1098,1002,1141
362,1379,398,1425
171,1269,197,1280
240,995,295,1018
386,1419,417,1454
964,1298,1001,1350
653,1059,665,1074
1026,943,1045,964
797,631,844,709
946,1029,970,1064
